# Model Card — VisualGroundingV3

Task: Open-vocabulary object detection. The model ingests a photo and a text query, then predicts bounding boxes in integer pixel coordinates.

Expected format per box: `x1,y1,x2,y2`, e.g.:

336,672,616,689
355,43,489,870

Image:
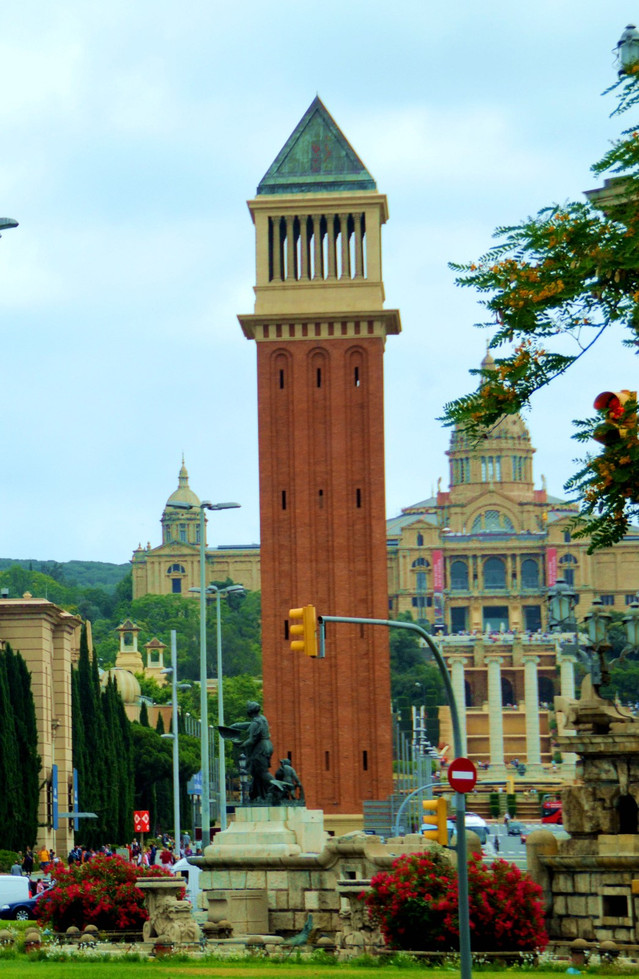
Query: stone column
523,654,543,776
353,212,364,278
272,216,282,281
486,654,507,777
559,650,576,702
557,648,578,775
313,216,323,279
285,215,296,280
448,655,467,755
326,215,337,279
339,213,350,278
299,215,309,280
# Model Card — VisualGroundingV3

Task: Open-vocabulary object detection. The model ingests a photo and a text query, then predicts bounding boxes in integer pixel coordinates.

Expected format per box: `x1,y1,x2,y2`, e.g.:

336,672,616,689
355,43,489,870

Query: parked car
0,875,30,908
0,882,53,921
507,820,525,836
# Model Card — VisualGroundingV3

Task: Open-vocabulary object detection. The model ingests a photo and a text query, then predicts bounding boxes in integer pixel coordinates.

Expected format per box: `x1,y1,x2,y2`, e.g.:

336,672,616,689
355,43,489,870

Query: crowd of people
10,833,201,886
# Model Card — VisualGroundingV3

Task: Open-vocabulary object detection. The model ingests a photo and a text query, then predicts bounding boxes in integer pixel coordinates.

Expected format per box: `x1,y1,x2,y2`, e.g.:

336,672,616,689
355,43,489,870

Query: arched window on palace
471,510,515,534
559,553,578,587
483,557,506,590
167,563,186,595
450,560,469,591
521,558,539,590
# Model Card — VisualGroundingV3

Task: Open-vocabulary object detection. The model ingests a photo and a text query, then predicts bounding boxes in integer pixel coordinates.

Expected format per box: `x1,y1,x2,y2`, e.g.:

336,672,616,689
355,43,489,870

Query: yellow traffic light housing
422,797,448,845
289,605,318,657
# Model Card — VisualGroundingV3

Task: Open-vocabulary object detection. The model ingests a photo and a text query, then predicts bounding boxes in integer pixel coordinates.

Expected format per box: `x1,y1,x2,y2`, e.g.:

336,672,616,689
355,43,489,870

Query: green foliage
72,626,134,845
441,73,639,551
506,793,517,818
0,558,130,591
0,644,40,849
0,850,19,873
389,613,443,742
489,792,501,818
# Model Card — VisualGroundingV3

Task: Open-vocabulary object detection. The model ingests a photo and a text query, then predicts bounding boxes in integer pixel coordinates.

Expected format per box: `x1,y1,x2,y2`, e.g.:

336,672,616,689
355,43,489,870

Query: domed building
131,460,260,599
387,352,639,634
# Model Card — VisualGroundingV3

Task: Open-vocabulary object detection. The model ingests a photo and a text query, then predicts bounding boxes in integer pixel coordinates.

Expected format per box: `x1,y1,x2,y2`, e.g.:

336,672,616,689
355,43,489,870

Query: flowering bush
364,850,547,953
36,854,170,932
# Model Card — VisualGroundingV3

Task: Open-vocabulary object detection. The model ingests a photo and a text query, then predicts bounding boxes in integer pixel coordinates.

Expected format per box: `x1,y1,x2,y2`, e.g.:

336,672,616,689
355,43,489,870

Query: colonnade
447,645,577,776
270,211,366,282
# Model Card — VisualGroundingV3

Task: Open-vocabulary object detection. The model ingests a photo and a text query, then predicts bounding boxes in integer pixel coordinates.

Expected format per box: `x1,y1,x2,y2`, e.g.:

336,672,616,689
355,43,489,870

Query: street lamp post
166,498,240,847
161,630,191,854
208,584,245,832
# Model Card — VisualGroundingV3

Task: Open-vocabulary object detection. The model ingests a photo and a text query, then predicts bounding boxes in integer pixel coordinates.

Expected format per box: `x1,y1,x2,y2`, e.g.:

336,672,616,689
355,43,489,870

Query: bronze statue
274,758,304,803
218,702,304,805
227,701,275,801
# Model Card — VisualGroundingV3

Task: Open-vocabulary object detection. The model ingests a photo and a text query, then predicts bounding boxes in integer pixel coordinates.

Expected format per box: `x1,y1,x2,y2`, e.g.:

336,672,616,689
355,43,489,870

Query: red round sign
447,757,477,793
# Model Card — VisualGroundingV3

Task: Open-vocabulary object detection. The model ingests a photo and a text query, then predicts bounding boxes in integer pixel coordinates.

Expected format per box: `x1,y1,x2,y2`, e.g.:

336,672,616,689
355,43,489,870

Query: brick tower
239,98,400,820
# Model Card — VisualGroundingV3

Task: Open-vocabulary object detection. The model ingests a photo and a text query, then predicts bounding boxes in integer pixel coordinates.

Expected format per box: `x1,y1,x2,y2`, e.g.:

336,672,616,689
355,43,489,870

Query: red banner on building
546,547,557,586
432,550,444,591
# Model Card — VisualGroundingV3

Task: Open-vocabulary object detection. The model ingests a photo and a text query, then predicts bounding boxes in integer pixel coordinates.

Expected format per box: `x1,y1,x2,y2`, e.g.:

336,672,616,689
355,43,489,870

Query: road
481,821,568,871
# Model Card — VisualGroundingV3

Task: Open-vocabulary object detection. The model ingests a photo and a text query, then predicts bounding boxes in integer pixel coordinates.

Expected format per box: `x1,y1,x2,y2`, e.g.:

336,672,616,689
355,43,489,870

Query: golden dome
165,460,200,509
101,668,141,704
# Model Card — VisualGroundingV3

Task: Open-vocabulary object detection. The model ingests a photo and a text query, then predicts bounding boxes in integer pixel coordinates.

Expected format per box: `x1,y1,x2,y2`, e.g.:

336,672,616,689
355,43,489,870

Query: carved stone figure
137,880,200,944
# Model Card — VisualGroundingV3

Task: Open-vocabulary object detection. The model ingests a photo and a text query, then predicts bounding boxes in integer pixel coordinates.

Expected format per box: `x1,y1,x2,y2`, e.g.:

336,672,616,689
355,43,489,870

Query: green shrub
489,792,501,818
0,851,19,874
506,793,517,817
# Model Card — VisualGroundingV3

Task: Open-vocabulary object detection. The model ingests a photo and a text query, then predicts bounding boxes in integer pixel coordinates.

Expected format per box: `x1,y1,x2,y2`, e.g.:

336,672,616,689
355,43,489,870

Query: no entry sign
447,757,477,793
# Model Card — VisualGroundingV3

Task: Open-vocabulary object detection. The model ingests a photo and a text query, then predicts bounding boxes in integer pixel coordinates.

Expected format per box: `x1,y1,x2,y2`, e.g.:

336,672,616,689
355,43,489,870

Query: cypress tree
4,645,40,846
0,653,21,848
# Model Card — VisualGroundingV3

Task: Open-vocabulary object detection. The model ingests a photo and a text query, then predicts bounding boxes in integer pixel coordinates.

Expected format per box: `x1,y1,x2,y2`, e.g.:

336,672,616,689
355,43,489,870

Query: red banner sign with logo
432,550,444,591
546,548,557,587
133,810,150,834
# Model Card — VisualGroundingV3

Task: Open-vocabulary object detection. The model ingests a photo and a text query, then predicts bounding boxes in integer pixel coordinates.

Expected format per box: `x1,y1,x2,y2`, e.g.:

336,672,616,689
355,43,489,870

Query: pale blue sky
1,2,637,563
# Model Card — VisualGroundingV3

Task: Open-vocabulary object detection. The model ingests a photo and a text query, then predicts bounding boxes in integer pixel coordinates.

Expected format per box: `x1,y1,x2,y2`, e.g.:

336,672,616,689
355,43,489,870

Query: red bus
540,797,562,824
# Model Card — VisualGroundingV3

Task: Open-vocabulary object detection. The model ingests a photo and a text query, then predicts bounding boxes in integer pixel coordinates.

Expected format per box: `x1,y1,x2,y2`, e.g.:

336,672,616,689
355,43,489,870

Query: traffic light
593,390,636,445
289,605,318,657
421,797,448,845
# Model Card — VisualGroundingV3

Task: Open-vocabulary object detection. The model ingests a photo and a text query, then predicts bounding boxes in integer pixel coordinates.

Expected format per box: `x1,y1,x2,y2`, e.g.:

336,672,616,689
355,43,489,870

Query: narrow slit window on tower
279,369,285,389
316,367,322,388
281,490,287,510
354,366,360,386
318,489,324,508
360,623,365,638
325,751,330,771
362,750,368,771
356,488,362,508
284,620,289,640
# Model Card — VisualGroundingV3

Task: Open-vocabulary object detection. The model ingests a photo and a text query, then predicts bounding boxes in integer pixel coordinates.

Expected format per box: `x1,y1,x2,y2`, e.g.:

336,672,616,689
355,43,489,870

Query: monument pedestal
193,806,435,944
203,805,326,859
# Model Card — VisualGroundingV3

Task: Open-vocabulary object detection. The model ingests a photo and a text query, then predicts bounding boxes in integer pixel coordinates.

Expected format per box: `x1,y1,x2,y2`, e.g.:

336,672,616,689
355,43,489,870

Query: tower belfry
239,98,400,820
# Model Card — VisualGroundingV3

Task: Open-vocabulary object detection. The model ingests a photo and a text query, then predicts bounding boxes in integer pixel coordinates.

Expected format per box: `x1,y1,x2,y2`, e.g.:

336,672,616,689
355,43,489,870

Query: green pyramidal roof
257,97,377,196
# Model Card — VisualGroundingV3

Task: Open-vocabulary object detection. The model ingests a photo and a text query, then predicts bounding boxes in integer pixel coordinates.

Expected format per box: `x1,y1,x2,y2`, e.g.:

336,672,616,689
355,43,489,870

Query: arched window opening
521,559,539,589
484,557,506,589
501,677,515,707
464,680,473,707
618,794,639,834
450,561,469,591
